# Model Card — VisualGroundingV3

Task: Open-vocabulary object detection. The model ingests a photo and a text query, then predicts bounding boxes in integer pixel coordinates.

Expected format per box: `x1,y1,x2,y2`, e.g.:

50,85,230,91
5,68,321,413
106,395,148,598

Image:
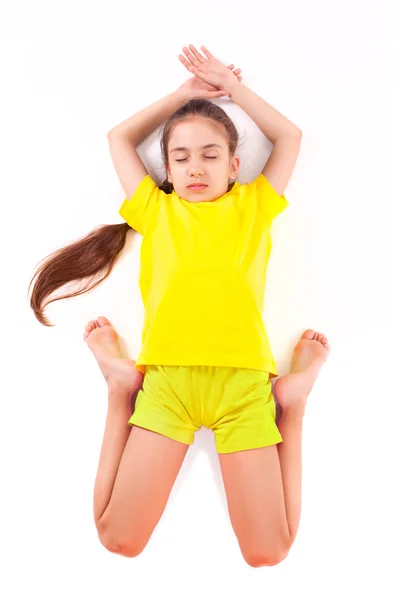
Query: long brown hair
28,98,241,326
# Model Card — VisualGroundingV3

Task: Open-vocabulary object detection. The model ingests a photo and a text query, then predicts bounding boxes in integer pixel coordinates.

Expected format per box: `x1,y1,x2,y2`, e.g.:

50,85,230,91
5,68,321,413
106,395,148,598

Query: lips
188,184,207,190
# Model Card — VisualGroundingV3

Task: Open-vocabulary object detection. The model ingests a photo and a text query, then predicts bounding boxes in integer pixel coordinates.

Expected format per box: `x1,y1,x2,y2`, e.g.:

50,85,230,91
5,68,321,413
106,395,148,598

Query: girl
28,44,330,567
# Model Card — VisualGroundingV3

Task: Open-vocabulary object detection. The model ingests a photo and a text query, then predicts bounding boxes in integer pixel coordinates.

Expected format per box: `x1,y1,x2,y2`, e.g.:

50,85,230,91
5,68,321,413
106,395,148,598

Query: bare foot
274,329,330,417
83,316,144,392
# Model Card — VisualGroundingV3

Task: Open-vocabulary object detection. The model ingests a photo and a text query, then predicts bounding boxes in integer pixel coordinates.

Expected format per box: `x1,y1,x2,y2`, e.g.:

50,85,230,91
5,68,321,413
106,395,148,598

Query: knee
113,544,144,558
244,548,290,568
97,524,145,558
100,535,145,558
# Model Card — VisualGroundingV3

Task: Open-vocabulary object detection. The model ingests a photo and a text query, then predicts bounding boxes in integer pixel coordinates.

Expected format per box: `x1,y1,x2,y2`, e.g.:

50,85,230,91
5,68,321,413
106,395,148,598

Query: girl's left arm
226,81,302,143
225,81,302,198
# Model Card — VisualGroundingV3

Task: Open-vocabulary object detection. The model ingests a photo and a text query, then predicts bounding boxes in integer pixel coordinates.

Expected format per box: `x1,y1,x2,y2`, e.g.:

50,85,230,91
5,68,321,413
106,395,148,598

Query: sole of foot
273,329,330,416
83,316,144,393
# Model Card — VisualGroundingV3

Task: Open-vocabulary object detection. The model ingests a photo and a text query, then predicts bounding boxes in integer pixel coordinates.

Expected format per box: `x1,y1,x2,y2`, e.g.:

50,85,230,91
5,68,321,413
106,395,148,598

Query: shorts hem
128,415,194,446
135,359,278,378
216,435,283,454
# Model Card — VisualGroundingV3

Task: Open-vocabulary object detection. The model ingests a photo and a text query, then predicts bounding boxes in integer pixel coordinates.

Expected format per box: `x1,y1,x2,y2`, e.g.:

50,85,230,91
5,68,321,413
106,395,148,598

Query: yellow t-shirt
118,173,288,378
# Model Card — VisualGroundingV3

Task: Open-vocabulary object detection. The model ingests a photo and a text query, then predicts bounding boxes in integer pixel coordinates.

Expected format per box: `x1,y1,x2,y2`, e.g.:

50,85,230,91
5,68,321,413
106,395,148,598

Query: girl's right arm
107,91,186,200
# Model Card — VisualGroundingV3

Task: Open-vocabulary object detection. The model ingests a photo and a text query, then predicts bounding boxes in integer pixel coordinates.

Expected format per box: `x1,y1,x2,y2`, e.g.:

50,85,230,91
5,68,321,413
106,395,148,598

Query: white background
1,0,398,598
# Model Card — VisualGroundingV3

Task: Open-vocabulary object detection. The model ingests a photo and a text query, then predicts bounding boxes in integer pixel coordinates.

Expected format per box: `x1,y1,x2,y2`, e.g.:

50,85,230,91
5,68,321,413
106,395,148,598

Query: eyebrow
169,143,223,153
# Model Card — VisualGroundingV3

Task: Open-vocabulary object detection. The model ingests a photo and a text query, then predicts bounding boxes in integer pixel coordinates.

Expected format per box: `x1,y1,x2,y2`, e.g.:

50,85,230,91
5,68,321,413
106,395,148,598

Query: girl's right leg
94,383,190,557
84,316,190,557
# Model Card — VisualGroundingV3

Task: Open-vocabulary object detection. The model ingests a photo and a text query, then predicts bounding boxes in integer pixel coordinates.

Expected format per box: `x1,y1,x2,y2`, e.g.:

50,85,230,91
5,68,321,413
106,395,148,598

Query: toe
85,320,97,333
302,329,316,340
97,316,111,327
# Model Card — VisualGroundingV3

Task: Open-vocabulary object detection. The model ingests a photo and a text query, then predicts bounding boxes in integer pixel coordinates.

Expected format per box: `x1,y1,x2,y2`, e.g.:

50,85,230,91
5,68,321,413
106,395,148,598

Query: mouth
187,184,208,191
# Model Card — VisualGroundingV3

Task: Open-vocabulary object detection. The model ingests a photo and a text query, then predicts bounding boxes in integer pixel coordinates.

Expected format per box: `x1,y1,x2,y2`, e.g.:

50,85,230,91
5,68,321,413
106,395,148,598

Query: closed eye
176,157,217,162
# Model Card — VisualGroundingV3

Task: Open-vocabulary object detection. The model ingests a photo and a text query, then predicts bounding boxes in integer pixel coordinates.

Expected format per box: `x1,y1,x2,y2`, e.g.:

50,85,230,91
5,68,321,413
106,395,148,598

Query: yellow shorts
129,365,283,454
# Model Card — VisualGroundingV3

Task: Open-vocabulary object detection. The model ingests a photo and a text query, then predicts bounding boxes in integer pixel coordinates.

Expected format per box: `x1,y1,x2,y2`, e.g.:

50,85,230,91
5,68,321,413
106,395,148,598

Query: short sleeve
251,173,289,225
118,174,166,235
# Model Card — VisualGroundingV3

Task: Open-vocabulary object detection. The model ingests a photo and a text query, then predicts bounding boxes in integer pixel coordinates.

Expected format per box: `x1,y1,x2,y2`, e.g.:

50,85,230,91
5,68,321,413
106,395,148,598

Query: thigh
218,445,289,564
130,365,199,446
99,424,190,555
212,369,282,454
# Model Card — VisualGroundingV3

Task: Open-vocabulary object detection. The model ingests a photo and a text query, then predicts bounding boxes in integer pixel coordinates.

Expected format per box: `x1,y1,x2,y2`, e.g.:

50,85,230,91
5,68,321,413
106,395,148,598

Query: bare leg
93,384,138,523
83,316,144,523
273,329,330,544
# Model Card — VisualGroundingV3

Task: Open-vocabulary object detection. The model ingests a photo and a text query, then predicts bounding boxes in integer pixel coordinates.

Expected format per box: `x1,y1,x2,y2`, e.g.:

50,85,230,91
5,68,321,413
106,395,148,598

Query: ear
230,155,240,180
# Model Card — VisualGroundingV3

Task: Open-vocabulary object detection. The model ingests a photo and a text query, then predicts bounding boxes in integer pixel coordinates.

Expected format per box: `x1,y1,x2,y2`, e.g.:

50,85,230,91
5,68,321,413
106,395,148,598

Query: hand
178,45,242,97
177,63,242,101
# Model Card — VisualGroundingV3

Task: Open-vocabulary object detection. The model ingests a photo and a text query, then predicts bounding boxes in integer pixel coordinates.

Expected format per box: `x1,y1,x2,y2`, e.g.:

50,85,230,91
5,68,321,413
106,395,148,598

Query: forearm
227,82,301,143
108,90,186,146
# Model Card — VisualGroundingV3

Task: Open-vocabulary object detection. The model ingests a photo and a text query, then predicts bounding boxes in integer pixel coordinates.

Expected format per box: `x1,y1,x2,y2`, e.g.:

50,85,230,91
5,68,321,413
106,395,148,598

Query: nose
189,164,204,177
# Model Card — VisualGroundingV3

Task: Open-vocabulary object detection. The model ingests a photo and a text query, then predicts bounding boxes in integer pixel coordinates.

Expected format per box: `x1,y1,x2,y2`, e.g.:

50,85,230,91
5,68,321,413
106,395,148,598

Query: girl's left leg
218,329,330,568
218,407,304,568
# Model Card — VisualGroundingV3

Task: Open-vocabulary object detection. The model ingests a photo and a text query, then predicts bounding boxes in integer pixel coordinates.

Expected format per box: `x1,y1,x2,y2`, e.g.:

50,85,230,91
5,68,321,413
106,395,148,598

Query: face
166,117,240,203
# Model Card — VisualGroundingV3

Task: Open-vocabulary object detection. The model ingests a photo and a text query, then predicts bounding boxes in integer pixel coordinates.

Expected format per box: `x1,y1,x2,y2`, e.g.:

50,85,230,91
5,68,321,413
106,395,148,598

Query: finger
178,54,194,71
182,46,199,67
200,45,214,60
210,91,229,98
188,44,206,63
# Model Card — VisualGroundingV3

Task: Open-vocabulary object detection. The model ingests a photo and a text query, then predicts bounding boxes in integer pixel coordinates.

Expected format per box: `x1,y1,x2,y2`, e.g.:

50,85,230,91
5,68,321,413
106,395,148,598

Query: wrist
173,88,189,105
224,80,243,99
